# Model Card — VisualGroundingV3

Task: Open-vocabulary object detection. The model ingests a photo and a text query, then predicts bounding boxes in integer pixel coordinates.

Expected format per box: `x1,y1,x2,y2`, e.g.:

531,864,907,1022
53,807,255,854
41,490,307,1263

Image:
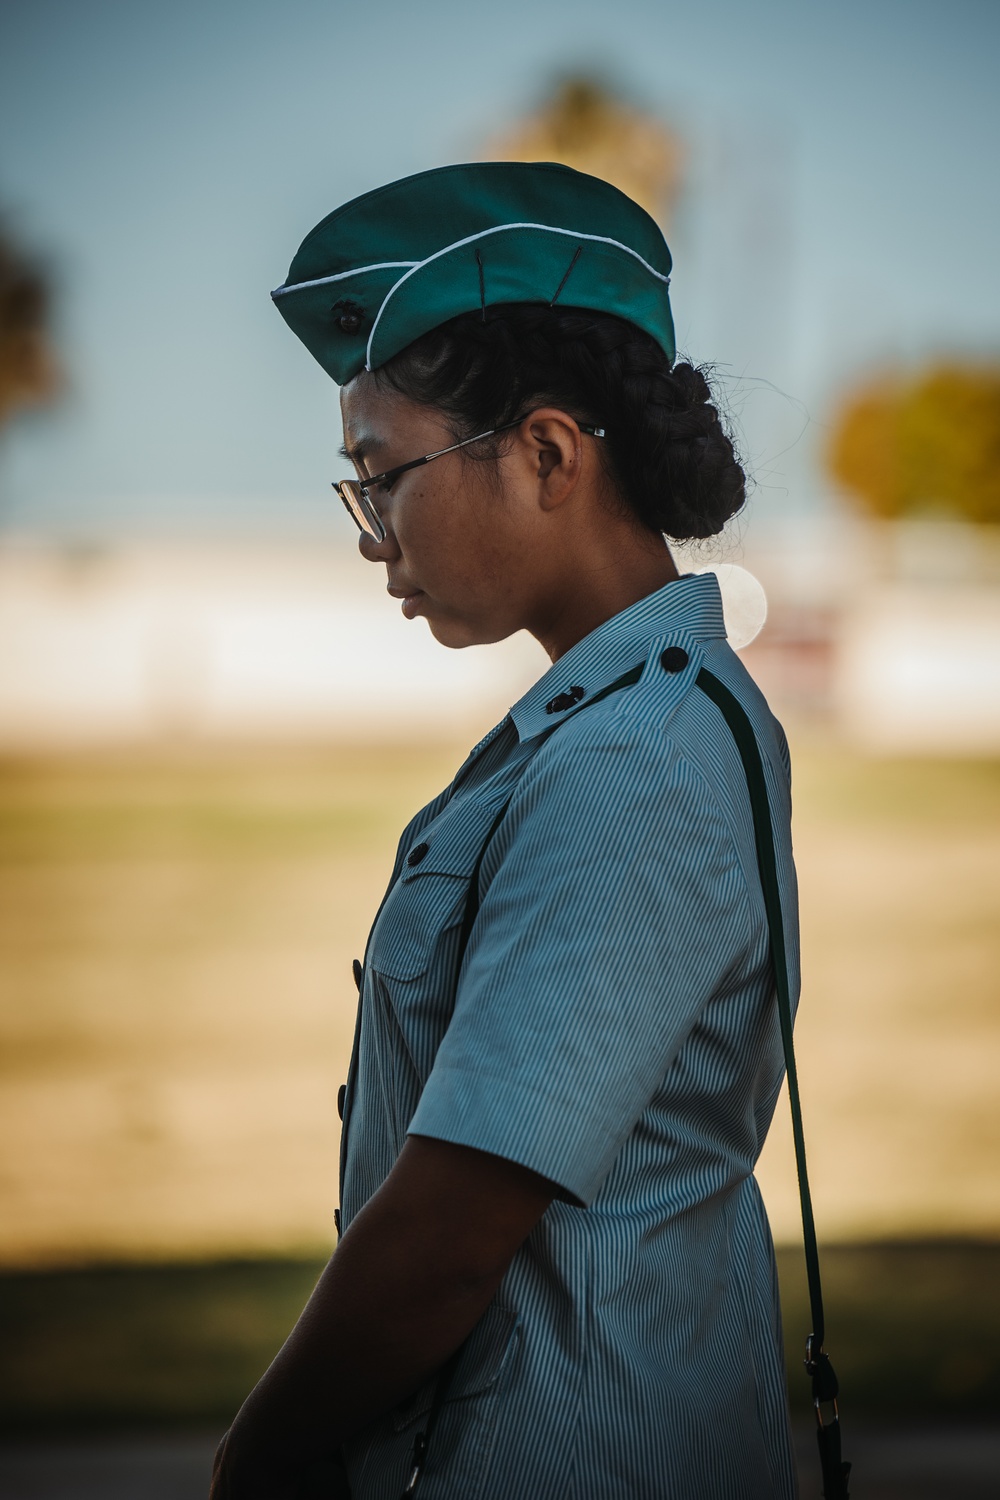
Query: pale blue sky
0,0,997,536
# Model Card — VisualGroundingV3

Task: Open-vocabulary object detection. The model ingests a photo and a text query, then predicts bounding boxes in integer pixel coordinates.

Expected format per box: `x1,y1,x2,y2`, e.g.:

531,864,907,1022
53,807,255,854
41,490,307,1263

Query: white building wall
0,542,547,747
836,585,1000,753
0,524,998,752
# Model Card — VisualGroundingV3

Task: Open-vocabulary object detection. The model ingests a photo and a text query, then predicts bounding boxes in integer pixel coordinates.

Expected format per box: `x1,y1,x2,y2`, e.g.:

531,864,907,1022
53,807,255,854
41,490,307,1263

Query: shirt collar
510,572,727,744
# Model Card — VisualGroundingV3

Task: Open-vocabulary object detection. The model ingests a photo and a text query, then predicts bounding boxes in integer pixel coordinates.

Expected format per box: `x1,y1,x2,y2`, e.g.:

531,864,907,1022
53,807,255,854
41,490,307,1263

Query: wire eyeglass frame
333,415,606,542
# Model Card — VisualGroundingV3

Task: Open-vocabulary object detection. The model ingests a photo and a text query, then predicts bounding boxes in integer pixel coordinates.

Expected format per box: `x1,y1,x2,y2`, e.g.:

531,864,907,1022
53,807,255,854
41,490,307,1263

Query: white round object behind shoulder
693,564,768,650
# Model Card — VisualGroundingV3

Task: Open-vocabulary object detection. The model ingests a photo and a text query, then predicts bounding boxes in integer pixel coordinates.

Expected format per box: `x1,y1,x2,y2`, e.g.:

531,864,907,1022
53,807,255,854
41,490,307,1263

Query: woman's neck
531,535,680,663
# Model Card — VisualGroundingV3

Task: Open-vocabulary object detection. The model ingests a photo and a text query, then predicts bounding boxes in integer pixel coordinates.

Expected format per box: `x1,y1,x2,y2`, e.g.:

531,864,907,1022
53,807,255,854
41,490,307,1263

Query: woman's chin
425,612,509,651
425,618,480,650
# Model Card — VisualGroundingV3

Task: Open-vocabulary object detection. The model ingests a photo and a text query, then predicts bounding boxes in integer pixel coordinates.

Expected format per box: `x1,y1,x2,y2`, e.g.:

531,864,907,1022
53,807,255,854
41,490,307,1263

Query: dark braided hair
369,305,746,541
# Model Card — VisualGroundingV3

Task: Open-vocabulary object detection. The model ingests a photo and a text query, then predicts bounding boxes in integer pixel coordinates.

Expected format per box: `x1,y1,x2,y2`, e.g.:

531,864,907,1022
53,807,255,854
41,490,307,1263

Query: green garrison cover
271,160,675,384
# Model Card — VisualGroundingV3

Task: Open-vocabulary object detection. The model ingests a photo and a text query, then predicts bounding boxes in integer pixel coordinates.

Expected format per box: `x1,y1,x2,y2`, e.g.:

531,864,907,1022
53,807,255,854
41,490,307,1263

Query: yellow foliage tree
485,75,683,228
828,363,1000,523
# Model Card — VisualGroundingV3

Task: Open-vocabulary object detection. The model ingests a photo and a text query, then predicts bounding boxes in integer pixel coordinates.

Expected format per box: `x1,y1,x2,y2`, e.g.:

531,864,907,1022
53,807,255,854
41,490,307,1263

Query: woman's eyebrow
340,432,387,465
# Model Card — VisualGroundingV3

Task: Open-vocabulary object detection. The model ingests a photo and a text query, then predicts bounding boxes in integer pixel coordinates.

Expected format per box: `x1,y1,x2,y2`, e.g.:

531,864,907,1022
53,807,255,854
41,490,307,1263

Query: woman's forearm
211,1136,554,1497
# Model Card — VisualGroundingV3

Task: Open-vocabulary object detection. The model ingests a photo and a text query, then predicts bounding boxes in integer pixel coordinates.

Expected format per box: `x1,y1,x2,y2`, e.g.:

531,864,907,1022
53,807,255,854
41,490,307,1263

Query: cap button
659,647,689,674
331,298,364,334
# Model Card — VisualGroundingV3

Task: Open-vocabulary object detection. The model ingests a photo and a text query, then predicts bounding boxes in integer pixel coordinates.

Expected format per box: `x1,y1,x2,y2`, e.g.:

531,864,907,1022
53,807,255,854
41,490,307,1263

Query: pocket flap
399,788,510,882
370,788,512,981
392,1303,519,1431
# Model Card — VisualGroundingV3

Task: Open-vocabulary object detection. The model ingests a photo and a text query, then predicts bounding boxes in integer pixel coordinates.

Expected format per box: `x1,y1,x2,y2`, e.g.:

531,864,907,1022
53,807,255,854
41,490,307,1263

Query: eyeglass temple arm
421,424,517,464
368,424,519,487
368,418,606,488
423,419,604,464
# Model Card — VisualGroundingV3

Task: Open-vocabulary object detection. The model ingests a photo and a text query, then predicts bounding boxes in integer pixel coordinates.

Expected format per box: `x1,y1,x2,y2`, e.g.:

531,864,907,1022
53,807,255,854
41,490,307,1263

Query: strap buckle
813,1391,841,1431
805,1335,840,1429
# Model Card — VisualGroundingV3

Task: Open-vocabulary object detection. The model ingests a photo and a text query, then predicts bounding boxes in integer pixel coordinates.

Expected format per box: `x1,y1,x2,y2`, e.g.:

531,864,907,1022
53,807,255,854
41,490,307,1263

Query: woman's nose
358,526,399,564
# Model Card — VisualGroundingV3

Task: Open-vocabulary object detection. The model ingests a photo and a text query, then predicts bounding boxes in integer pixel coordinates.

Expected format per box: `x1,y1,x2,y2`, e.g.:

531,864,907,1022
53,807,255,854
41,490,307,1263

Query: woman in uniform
211,161,801,1500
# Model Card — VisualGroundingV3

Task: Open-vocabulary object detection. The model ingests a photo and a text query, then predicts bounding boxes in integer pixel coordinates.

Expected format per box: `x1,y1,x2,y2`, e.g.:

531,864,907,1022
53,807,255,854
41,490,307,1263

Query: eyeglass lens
335,481,385,542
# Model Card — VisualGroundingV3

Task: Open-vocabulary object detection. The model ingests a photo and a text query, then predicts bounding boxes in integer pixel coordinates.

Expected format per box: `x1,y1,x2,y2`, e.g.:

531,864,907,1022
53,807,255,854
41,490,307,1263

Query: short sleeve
406,732,754,1205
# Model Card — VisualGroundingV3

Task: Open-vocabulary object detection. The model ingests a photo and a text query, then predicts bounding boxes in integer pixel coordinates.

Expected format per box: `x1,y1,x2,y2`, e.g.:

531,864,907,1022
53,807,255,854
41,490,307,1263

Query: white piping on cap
365,222,671,369
270,261,419,300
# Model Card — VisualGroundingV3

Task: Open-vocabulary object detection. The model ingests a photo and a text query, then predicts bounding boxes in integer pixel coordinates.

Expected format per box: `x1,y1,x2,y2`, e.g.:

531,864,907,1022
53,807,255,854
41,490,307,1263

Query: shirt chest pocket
367,794,510,1063
370,871,468,981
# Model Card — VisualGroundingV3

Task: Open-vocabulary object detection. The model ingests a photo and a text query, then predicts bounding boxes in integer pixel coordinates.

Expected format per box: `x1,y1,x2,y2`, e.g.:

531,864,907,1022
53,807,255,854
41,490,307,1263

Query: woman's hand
209,1426,318,1500
205,1137,554,1498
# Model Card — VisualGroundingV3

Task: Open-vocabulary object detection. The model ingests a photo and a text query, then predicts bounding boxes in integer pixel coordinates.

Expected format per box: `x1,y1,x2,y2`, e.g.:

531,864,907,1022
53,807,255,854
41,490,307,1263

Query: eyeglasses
333,415,606,542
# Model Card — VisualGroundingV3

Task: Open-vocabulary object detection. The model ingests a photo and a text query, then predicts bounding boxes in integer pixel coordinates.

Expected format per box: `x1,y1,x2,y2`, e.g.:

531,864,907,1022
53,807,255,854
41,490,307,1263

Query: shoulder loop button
352,958,363,991
660,647,689,674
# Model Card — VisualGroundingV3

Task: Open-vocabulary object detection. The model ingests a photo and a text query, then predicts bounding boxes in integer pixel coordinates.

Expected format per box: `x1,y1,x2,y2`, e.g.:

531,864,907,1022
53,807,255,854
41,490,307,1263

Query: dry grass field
0,736,998,1267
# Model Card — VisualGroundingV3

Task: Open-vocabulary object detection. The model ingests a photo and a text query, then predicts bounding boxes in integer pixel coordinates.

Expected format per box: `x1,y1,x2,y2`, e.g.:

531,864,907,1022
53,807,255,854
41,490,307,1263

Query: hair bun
373,306,746,542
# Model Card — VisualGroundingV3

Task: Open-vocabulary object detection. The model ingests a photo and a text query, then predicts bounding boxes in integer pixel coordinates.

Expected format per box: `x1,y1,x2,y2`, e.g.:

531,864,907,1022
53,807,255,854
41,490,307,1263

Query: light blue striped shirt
341,573,799,1499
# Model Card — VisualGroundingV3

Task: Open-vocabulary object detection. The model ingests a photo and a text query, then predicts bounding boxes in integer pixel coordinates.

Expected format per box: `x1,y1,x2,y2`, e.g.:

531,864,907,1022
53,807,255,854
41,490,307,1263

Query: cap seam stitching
364,222,672,370
271,261,419,299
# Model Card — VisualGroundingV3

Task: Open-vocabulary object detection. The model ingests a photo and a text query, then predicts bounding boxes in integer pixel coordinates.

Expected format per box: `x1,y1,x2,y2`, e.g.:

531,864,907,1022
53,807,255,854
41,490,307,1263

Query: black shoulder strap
402,660,852,1500
696,668,851,1500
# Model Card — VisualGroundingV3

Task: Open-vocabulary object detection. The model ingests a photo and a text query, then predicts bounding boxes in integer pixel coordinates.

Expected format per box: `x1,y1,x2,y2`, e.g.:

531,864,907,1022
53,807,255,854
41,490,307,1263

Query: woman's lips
388,584,425,619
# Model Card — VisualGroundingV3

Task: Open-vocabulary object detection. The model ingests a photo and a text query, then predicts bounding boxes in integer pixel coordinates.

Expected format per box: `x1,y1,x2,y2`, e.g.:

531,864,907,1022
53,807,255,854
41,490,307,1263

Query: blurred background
1,0,998,1495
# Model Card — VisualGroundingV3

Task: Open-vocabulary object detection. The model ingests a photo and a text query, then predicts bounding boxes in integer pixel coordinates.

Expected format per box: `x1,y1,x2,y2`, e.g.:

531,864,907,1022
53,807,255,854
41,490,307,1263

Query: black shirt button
545,685,586,714
352,958,363,991
407,841,430,866
660,647,689,674
337,1084,346,1120
334,1207,342,1236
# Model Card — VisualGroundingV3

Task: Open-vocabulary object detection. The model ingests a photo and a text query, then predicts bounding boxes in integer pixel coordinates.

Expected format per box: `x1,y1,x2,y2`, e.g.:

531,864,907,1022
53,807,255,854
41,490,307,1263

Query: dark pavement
0,1425,997,1498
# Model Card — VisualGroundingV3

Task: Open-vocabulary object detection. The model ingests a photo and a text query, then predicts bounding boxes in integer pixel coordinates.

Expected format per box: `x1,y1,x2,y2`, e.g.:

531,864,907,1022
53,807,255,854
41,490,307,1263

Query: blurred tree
486,75,682,228
828,363,1000,523
0,222,59,431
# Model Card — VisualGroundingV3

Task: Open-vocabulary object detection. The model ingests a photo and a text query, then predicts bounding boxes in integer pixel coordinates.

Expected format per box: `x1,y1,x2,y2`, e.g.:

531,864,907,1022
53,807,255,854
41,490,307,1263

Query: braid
371,306,746,541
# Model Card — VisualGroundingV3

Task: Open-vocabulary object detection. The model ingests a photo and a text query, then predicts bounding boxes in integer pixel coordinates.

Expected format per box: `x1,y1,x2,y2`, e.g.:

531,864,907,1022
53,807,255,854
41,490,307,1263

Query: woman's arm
210,1136,555,1499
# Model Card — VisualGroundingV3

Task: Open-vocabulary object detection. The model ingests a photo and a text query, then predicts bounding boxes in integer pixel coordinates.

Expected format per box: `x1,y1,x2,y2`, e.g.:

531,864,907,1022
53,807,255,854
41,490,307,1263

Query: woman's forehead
340,379,449,459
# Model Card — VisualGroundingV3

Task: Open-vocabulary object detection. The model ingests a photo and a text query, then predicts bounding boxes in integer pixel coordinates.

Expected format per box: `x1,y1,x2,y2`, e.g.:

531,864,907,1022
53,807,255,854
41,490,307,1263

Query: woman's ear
519,410,588,512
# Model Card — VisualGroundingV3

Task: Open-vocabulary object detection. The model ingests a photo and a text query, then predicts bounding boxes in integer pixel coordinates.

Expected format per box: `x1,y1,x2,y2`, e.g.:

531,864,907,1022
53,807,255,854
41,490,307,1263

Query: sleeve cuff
407,1061,629,1207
